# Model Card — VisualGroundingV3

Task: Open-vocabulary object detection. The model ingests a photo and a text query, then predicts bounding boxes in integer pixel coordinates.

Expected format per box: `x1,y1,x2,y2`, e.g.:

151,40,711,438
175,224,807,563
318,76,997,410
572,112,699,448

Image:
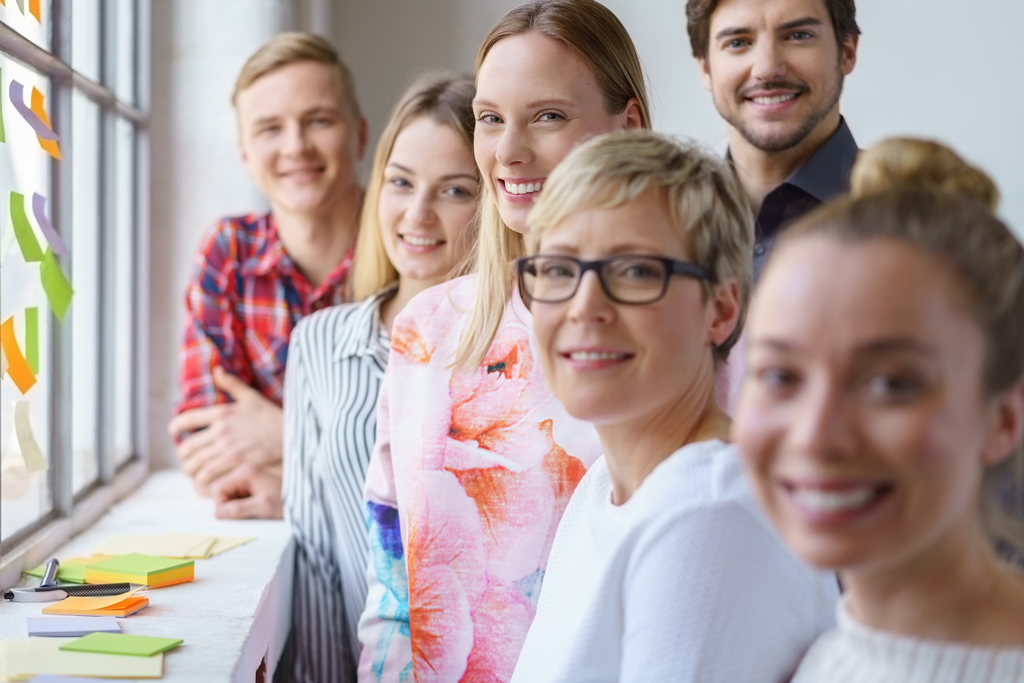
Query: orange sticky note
28,0,40,21
43,593,149,618
29,87,60,160
0,316,36,393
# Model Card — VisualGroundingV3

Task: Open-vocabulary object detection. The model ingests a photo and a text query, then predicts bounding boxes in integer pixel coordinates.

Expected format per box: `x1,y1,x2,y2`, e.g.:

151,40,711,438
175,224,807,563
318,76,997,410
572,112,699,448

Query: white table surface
0,470,294,682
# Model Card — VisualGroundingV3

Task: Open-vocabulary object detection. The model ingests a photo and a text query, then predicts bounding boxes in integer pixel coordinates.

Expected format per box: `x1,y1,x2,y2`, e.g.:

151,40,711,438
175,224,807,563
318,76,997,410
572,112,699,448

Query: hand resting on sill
168,366,284,496
211,462,283,519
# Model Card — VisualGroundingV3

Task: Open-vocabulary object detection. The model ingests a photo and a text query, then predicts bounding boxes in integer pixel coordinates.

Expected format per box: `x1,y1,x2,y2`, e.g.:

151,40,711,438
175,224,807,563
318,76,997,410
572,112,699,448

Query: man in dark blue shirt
687,0,860,281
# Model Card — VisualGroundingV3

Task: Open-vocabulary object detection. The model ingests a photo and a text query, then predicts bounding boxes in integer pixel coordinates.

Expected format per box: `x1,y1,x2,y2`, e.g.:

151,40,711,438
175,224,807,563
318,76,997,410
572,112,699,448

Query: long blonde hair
351,72,477,300
788,137,1024,557
455,0,653,368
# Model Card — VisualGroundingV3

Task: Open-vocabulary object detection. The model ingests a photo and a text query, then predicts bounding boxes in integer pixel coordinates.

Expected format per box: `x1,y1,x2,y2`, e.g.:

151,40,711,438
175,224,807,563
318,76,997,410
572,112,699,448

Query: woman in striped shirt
280,72,479,683
734,138,1024,682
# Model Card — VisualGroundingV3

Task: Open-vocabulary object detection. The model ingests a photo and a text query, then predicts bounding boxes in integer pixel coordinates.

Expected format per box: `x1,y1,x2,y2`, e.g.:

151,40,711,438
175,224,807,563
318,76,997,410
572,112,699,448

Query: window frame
0,0,150,586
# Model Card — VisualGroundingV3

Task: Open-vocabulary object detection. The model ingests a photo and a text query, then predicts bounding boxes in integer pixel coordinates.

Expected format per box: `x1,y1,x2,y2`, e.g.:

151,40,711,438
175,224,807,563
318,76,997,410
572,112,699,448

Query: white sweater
511,440,839,683
793,598,1024,682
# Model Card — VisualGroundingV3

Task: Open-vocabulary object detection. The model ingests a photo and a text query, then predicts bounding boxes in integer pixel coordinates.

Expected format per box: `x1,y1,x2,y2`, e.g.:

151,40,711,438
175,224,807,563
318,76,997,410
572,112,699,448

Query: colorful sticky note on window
60,633,183,658
25,306,38,373
9,81,60,159
10,191,44,262
15,400,48,472
41,247,74,321
0,315,36,393
32,193,68,255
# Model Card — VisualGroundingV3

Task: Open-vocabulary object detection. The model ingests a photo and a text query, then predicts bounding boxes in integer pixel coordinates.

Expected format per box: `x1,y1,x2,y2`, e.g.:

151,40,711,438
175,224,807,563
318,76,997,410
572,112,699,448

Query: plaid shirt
175,212,354,420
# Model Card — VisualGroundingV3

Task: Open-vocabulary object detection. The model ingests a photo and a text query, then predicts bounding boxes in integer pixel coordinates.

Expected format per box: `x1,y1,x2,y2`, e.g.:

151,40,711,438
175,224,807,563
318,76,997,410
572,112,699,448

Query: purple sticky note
31,193,67,255
26,615,122,637
9,81,60,142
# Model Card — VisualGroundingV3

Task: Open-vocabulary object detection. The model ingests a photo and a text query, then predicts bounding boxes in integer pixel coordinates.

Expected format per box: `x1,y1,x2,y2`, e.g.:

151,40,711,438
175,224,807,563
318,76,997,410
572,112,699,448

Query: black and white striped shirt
282,288,393,683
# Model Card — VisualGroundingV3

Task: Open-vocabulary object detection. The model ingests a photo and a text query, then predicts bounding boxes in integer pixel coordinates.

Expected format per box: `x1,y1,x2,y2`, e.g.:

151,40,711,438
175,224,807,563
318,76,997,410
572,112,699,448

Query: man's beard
718,71,844,153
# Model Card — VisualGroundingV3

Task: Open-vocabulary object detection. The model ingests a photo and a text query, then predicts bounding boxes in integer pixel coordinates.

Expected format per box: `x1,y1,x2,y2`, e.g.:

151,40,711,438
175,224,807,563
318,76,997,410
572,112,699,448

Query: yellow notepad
0,637,163,680
91,533,216,559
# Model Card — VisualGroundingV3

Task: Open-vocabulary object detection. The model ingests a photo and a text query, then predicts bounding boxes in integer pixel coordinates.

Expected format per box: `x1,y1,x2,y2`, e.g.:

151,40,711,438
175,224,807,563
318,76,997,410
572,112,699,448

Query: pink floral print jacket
358,274,602,683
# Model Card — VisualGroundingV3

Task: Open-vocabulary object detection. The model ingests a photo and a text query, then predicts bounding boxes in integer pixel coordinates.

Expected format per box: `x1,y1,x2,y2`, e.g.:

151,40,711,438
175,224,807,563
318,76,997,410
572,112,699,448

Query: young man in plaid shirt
168,33,367,513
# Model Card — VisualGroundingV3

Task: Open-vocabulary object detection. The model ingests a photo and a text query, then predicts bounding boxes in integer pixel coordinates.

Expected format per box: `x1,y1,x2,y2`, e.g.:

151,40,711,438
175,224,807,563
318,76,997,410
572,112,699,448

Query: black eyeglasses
517,254,716,305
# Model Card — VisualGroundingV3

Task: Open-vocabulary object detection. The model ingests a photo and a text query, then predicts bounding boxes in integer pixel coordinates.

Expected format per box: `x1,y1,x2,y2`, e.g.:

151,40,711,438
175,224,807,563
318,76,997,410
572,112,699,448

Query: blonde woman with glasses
358,2,648,681
512,130,838,683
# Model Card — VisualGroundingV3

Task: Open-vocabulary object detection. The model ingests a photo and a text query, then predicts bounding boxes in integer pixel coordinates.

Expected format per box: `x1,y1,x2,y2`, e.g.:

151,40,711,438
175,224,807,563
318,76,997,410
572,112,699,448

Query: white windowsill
0,469,294,682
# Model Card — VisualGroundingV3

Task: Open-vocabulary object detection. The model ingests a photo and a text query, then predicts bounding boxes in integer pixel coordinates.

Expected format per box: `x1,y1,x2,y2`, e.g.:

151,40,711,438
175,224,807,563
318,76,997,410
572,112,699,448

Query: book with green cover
85,554,194,588
60,632,183,657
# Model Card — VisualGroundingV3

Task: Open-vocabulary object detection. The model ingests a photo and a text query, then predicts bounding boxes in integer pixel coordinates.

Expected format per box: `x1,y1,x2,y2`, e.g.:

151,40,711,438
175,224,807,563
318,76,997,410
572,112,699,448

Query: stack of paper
90,533,254,559
41,589,148,618
26,616,121,637
85,554,194,588
60,632,183,657
0,638,163,681
23,556,114,584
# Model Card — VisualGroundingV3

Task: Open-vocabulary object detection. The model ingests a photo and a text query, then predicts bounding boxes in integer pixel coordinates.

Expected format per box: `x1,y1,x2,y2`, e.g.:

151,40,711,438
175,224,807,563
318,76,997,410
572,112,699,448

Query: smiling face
697,0,857,154
734,236,1007,574
474,32,641,234
377,116,479,288
531,190,735,427
236,60,367,219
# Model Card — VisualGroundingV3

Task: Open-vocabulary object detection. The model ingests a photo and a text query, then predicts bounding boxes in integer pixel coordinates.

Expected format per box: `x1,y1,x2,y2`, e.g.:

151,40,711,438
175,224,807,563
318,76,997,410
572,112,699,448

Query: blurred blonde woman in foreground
735,138,1024,682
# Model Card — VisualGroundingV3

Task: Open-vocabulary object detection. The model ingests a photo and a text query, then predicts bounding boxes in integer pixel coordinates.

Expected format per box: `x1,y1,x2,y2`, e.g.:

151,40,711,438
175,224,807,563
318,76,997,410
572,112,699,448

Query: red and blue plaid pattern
175,212,353,419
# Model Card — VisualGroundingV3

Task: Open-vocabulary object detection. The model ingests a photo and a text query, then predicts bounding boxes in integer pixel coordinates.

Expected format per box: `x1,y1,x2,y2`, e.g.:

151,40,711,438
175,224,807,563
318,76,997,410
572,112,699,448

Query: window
0,1,150,560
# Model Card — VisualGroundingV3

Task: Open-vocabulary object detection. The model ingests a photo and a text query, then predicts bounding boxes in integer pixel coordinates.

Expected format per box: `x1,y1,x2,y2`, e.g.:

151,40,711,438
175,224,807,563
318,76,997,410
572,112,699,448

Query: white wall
335,0,1024,233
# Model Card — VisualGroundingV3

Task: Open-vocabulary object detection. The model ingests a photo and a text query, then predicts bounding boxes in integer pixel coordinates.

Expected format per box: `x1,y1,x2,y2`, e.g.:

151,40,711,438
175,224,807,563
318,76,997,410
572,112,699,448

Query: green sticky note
10,191,44,262
89,553,193,575
59,632,183,657
25,307,38,373
40,247,73,321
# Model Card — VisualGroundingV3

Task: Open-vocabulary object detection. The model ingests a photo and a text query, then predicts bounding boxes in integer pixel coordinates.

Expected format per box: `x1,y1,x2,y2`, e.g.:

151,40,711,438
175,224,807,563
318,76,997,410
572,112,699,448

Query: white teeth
790,487,879,513
505,180,545,195
752,94,797,105
402,235,442,246
568,351,628,362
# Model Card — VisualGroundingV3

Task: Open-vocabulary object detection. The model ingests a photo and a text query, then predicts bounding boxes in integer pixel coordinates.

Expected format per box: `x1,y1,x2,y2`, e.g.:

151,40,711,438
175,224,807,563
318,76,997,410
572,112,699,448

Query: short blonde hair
352,72,479,300
455,0,653,369
528,130,754,360
232,32,362,120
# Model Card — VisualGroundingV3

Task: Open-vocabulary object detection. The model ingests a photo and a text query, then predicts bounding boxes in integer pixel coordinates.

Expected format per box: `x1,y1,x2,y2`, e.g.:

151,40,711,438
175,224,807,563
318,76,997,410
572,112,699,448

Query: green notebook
59,632,183,657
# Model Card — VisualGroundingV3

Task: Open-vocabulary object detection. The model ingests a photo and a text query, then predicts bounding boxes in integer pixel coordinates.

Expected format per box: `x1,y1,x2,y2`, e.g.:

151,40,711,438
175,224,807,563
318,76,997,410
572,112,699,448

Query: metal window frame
0,0,150,586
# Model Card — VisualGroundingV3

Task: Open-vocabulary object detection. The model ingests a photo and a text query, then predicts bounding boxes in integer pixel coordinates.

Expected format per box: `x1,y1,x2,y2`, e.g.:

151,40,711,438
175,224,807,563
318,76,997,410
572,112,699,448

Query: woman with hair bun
734,138,1024,682
358,1,648,681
